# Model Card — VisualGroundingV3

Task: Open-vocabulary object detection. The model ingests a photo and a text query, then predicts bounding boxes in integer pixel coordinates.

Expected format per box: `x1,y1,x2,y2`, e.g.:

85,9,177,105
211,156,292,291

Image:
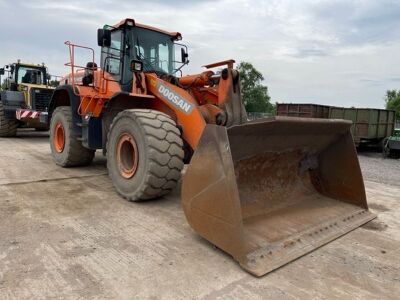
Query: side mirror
181,48,189,63
46,74,51,80
0,68,4,75
97,29,111,47
130,59,143,73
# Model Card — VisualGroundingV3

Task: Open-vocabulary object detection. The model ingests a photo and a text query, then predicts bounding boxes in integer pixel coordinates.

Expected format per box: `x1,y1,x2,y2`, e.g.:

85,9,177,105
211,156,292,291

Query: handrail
64,41,96,96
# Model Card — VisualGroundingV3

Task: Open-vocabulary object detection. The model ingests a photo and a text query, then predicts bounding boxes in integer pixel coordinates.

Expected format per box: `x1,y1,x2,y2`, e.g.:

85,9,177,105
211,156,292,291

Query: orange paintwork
145,73,206,148
63,23,237,151
62,69,117,112
198,104,225,124
112,18,181,40
203,59,235,69
53,122,65,153
188,83,219,106
178,71,214,88
66,63,238,149
218,71,235,105
66,63,237,150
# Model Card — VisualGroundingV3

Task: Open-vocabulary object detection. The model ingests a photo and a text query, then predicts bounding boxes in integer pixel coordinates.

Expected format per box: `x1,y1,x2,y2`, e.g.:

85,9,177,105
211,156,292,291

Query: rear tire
50,106,95,166
107,109,184,201
0,101,18,137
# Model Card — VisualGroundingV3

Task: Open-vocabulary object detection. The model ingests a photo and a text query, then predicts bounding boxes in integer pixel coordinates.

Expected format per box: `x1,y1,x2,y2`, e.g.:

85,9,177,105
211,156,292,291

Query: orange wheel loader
48,18,375,276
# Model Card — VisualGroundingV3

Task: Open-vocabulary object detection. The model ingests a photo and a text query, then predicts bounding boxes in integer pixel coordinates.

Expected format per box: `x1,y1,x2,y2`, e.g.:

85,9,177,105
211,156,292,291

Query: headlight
130,59,143,73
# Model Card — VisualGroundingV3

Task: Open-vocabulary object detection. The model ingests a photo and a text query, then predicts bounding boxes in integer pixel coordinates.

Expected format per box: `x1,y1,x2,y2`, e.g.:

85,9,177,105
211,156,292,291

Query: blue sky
1,0,399,108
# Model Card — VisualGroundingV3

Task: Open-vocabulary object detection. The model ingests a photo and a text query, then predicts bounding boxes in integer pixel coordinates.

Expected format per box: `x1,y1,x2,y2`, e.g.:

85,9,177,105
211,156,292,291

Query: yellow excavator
48,18,375,276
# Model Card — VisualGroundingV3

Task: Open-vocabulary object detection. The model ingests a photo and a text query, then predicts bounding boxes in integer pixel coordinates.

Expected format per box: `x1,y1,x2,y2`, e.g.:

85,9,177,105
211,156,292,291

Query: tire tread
51,106,95,166
0,101,18,137
107,109,184,201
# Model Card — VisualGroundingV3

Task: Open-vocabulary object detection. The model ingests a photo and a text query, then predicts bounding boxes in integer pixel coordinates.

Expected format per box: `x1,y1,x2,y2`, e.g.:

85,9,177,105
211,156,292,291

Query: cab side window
101,30,122,76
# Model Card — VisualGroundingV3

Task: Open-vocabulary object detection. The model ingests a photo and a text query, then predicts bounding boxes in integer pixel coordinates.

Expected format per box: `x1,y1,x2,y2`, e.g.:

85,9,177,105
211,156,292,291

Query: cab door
100,30,123,84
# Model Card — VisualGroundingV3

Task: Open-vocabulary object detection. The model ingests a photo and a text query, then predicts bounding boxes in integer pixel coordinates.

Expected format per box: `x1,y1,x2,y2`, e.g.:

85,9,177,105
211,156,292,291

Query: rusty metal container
276,103,330,118
181,117,375,276
276,103,395,146
329,107,395,145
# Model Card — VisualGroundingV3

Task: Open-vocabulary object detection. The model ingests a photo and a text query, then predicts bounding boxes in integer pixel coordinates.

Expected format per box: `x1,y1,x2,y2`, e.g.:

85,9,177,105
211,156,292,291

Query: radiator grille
31,88,53,111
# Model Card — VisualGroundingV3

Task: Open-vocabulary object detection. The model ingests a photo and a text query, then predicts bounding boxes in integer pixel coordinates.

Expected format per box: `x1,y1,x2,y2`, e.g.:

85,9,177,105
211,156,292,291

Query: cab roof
112,18,182,40
13,62,46,68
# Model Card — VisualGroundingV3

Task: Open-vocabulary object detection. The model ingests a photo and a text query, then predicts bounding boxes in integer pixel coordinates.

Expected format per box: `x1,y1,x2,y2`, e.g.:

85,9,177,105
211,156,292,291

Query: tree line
238,61,400,122
237,62,274,114
385,90,400,120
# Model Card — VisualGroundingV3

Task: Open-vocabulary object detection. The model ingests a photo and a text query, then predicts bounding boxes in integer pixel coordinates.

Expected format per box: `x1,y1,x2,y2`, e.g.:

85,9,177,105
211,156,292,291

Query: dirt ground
358,150,400,187
0,130,399,299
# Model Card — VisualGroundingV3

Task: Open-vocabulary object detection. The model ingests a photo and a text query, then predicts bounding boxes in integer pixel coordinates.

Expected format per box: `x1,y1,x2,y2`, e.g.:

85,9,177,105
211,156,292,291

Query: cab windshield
131,27,174,75
17,66,45,85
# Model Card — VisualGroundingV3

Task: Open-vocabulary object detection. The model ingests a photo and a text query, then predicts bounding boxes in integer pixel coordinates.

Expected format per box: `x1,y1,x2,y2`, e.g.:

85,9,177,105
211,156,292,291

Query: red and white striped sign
16,109,40,120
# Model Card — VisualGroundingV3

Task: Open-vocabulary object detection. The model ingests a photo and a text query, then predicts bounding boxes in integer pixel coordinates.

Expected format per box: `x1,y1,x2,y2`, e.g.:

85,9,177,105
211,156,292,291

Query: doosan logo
157,83,193,114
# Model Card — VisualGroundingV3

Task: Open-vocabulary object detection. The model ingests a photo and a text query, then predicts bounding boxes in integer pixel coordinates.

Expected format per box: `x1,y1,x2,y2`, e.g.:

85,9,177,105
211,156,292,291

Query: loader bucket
181,117,375,276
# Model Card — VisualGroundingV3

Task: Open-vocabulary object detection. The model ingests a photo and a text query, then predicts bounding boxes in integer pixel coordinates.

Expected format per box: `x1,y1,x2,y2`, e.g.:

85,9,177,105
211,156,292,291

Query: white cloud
1,0,399,108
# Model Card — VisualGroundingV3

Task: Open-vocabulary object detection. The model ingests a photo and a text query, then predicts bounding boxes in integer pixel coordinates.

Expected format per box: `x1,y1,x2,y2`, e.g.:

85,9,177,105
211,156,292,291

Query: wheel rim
116,133,139,179
53,122,65,153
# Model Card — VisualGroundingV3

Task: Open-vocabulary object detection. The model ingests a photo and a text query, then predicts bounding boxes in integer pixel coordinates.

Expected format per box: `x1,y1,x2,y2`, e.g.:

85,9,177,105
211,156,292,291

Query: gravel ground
358,150,400,187
0,132,400,299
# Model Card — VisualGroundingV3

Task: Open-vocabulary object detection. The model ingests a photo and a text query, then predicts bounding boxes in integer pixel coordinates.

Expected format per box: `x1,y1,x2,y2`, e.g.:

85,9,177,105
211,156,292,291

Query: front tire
107,109,184,201
50,106,95,166
0,100,18,137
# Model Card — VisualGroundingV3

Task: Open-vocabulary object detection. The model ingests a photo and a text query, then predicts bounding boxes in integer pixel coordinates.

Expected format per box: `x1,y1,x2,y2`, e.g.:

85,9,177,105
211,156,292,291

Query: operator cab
2,63,48,91
97,18,189,92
